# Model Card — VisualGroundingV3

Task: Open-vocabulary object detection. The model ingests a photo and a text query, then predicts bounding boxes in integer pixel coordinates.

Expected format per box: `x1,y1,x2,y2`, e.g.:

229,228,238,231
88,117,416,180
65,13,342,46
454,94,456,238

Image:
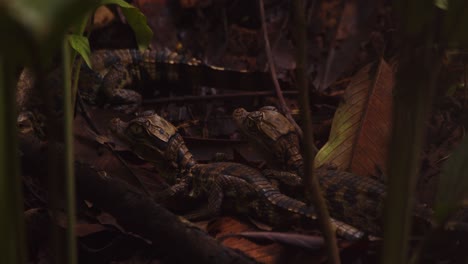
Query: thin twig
263,13,290,72
464,63,467,108
259,0,303,139
293,0,341,263
306,0,318,25
63,38,77,264
142,90,298,104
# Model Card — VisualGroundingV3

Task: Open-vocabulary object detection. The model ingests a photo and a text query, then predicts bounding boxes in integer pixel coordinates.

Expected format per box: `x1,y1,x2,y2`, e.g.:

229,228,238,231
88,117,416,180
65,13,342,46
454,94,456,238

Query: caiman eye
128,123,144,135
246,118,257,132
260,106,278,112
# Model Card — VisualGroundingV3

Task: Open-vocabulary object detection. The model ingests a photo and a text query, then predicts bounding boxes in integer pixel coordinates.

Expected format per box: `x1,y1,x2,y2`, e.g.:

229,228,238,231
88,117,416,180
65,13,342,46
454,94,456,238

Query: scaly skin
233,106,303,175
233,106,304,185
109,111,365,240
233,106,433,235
82,49,202,112
16,50,202,140
17,49,201,115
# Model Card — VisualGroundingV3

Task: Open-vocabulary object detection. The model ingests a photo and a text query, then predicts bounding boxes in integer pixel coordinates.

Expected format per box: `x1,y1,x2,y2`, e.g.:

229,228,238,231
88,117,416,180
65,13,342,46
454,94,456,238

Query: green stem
293,1,340,263
63,39,77,264
71,56,83,110
0,57,26,263
71,11,92,111
381,40,441,264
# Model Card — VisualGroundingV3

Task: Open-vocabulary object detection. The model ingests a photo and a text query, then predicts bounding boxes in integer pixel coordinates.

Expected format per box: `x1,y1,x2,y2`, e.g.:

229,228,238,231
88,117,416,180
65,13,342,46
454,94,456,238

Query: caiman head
109,111,196,171
17,111,46,139
233,106,303,172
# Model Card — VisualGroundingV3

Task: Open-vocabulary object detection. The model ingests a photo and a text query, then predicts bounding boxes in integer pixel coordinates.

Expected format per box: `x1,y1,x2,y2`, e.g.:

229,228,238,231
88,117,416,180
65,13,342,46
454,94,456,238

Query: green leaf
435,0,448,10
67,34,92,68
7,0,96,41
434,136,468,223
99,0,153,50
2,0,97,60
444,0,468,47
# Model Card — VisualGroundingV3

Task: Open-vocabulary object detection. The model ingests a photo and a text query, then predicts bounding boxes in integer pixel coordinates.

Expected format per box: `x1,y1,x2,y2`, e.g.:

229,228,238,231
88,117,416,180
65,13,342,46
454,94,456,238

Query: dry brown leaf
218,232,325,251
51,210,109,237
315,58,394,178
93,6,116,29
207,217,327,263
207,217,285,264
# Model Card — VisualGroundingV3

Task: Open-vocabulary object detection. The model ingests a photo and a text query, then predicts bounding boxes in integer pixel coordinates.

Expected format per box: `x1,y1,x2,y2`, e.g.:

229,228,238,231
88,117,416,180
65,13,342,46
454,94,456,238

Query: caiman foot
153,181,190,202
262,169,303,187
182,206,221,221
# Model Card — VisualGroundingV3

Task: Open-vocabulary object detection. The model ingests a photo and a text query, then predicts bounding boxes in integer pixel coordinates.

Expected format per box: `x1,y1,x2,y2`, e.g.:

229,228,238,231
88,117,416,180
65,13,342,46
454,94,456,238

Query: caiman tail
193,162,365,240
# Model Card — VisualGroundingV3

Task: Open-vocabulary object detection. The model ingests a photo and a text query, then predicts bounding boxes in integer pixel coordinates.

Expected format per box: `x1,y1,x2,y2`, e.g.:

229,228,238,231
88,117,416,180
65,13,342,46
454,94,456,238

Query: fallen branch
76,95,152,196
19,137,257,264
74,163,257,264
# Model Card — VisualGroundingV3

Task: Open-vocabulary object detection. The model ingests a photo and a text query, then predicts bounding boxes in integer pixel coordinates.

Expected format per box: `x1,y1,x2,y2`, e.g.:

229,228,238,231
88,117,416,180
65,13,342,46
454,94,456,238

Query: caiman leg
183,176,239,221
186,171,365,240
316,168,386,234
153,180,190,202
192,163,366,240
101,63,142,113
263,167,387,235
262,169,303,187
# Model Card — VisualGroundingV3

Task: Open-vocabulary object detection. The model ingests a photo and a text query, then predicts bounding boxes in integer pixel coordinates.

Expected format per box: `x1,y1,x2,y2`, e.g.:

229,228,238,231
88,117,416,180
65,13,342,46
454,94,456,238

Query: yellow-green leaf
435,0,448,10
314,58,395,178
99,0,153,50
67,34,92,68
444,0,468,47
8,0,96,46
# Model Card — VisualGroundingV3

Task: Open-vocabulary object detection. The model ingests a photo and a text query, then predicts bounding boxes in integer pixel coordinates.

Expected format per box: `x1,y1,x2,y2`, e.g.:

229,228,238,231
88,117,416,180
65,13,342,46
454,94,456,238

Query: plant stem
71,56,83,111
292,1,340,263
71,11,92,112
63,39,77,264
0,57,26,264
259,0,305,140
381,36,441,264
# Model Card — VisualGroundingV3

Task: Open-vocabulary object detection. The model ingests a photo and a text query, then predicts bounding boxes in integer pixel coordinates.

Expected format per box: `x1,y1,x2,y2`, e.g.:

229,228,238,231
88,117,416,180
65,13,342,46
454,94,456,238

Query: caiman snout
109,117,127,135
232,108,248,124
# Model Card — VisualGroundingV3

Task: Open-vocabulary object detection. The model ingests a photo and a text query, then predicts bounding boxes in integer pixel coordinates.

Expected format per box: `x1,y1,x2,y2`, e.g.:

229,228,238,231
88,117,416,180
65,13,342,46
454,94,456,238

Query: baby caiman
232,106,433,235
109,111,365,240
